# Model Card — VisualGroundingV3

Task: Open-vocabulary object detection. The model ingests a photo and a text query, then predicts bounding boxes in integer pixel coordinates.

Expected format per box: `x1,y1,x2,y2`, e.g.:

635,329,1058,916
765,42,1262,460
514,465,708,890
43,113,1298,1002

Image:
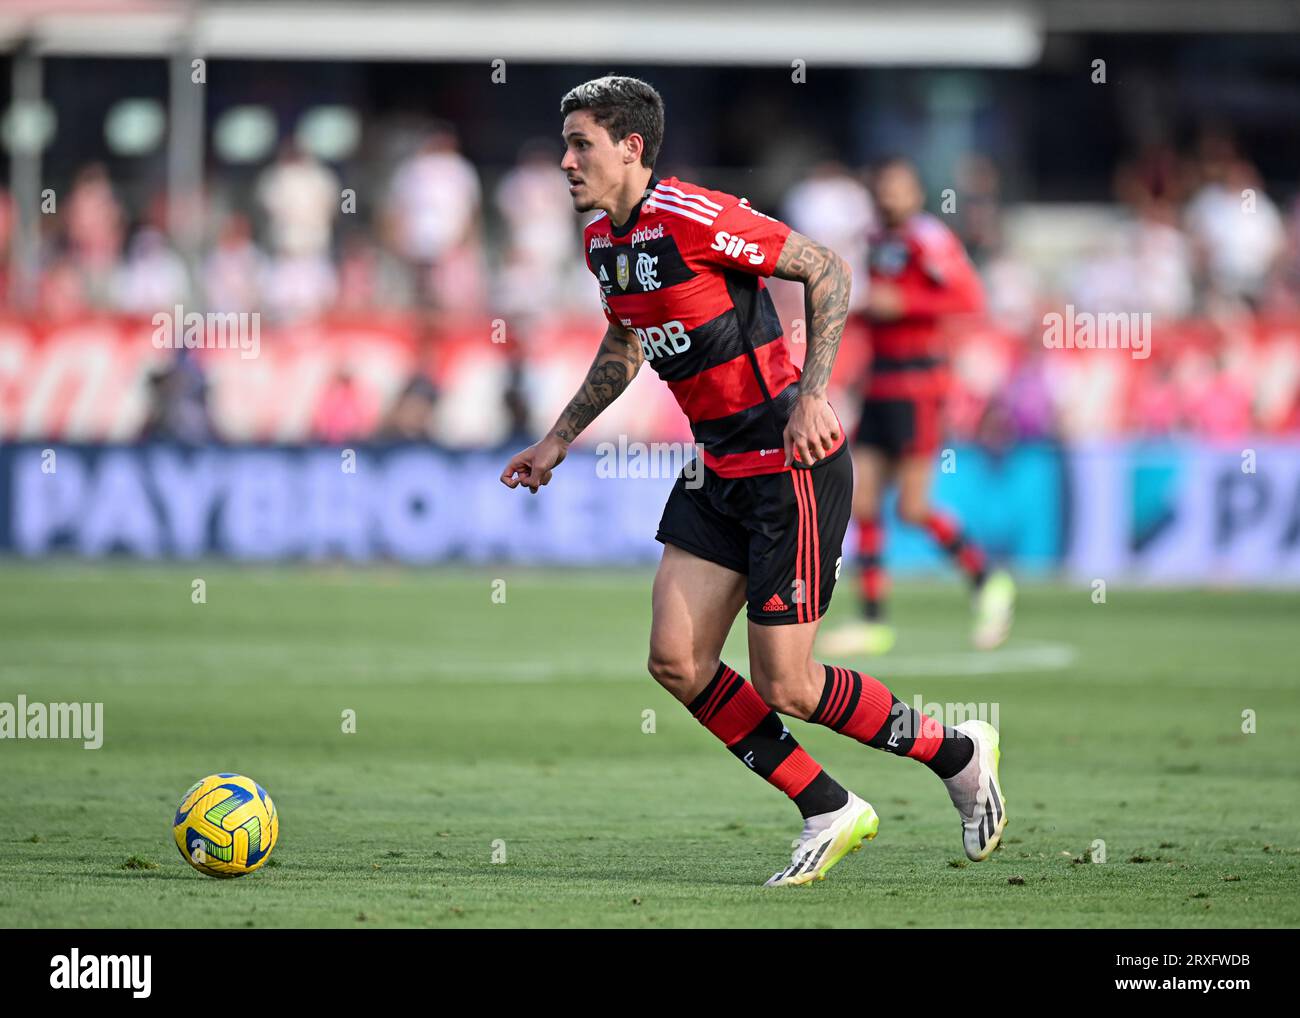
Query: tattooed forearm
773,230,851,399
550,323,645,443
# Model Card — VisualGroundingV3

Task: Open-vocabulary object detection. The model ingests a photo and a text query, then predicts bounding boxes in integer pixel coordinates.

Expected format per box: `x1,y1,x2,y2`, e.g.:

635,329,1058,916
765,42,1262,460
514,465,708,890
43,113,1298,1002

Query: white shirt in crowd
1185,182,1284,298
257,155,340,258
388,149,481,263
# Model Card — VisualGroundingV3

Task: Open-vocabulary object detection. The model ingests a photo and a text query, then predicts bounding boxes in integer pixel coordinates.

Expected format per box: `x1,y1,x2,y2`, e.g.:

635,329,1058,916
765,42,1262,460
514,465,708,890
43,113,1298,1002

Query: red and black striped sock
688,663,849,818
856,517,889,620
923,510,987,589
808,664,973,779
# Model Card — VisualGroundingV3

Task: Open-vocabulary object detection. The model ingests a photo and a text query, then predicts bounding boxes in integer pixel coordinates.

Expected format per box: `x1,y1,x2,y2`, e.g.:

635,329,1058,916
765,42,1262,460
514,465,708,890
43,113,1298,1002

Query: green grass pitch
1,563,1297,928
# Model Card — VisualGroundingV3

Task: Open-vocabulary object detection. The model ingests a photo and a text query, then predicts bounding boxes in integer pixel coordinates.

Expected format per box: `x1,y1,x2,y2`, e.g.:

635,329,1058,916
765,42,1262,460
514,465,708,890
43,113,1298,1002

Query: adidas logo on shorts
762,593,789,613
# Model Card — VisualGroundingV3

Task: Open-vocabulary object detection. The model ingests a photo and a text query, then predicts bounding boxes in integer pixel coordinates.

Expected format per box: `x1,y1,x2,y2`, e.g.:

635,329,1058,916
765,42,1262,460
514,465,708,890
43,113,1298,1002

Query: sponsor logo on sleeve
711,230,766,266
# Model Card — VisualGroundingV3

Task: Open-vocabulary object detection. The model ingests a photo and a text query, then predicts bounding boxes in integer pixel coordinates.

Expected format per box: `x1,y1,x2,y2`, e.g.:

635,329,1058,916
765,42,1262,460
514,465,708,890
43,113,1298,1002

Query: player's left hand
784,394,840,467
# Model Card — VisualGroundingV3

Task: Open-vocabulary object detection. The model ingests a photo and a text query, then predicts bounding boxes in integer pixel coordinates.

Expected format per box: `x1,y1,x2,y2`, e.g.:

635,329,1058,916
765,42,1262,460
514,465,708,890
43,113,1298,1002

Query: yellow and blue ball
172,773,278,878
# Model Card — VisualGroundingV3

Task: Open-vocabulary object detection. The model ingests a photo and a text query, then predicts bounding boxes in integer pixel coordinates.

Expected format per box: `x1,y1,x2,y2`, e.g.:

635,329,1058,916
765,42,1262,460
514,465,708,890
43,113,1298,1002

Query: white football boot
972,570,1016,650
764,792,879,887
943,719,1007,861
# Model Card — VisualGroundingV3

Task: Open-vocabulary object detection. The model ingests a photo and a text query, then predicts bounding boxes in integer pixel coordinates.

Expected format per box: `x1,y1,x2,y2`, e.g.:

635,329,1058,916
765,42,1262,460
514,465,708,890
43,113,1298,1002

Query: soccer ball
172,773,279,878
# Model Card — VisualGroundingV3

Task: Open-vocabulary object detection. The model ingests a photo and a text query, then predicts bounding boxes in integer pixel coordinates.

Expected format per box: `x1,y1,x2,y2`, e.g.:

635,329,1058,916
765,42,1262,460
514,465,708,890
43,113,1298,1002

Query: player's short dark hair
560,75,664,168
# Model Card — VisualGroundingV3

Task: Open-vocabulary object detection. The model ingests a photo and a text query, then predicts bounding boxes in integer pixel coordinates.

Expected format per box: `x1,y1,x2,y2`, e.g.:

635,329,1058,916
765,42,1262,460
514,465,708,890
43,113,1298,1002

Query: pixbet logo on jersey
629,223,665,245
711,230,765,266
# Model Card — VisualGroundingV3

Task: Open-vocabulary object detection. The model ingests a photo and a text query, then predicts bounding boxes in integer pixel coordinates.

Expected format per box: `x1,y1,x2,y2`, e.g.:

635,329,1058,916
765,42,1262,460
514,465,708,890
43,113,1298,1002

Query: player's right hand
500,435,568,494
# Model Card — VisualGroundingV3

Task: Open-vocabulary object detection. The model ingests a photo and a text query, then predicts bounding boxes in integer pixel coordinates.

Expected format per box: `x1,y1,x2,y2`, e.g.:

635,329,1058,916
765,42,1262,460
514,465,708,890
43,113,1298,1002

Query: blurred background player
821,157,1015,657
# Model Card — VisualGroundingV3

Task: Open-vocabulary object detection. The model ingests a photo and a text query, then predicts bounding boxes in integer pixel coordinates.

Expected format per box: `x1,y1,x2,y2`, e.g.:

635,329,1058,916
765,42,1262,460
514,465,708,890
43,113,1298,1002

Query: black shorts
655,443,852,626
853,396,944,458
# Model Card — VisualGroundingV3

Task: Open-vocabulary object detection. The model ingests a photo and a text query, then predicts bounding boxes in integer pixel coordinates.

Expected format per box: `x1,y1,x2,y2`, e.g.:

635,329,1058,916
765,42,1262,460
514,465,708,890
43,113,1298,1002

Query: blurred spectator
1003,351,1056,441
1177,345,1254,439
782,161,874,307
1066,233,1132,314
64,163,126,308
376,374,439,441
495,138,579,316
335,234,414,313
499,345,533,449
38,258,93,320
116,228,190,314
981,252,1040,336
256,141,340,258
263,252,338,322
1130,199,1194,321
1262,195,1300,316
1130,362,1182,435
140,355,216,444
1185,131,1284,309
311,368,380,443
385,124,484,312
205,213,266,314
1067,202,1192,322
953,153,1003,267
1113,142,1193,212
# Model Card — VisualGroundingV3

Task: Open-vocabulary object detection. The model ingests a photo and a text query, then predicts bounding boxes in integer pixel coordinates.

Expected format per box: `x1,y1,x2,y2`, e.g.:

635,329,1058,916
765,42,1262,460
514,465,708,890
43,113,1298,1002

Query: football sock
688,663,849,818
856,517,888,620
923,510,987,589
808,664,974,779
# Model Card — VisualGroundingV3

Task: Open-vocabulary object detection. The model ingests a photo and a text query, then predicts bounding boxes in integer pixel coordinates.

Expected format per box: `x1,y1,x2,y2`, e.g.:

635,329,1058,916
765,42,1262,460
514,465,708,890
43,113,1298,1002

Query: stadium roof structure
2,1,1296,64
0,1,1039,65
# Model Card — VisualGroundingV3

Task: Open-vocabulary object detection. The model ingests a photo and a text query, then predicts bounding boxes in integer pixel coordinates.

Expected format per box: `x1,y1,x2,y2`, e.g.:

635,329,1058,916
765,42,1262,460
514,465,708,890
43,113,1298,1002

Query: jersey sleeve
596,286,621,327
689,195,793,277
902,223,986,318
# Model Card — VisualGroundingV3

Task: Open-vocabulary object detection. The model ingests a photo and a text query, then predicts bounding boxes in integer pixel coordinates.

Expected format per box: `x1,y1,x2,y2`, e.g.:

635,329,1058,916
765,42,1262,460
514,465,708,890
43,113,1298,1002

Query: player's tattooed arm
771,230,850,466
549,322,645,444
501,322,644,493
772,230,852,399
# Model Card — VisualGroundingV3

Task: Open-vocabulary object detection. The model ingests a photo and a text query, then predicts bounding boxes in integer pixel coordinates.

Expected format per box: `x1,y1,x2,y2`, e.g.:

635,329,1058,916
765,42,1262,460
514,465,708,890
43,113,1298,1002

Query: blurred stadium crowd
3,119,1299,446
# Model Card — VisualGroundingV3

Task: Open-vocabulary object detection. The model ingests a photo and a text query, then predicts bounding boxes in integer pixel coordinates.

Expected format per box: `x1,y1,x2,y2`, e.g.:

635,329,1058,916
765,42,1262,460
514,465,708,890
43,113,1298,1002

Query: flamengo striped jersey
584,175,845,478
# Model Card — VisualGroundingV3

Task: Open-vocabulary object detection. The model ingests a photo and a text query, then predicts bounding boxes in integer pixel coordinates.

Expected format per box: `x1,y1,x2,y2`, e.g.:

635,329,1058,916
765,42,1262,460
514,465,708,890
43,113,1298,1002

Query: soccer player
821,156,1016,658
500,78,1006,885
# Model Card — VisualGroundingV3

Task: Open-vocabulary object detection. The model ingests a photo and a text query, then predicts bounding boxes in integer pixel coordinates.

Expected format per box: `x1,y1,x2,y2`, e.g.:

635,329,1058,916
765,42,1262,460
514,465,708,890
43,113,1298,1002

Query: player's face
873,165,924,226
561,110,631,213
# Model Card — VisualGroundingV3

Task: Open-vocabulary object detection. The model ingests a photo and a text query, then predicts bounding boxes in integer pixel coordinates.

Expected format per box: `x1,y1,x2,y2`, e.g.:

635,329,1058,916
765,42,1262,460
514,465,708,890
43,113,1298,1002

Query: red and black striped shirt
858,212,985,400
584,175,844,477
